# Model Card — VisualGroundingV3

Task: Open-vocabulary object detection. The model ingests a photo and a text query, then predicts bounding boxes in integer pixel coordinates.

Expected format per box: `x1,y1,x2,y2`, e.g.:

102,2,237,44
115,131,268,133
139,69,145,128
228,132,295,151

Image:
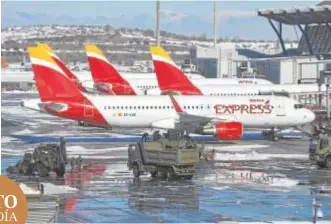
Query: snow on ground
19,183,40,195
1,145,129,157
206,144,269,152
1,136,16,144
41,182,77,195
13,128,34,135
214,150,307,161
203,169,299,189
1,90,38,94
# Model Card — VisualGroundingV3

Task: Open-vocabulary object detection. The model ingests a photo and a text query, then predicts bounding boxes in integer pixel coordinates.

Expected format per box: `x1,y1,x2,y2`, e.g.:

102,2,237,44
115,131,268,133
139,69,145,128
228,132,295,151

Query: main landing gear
262,127,279,141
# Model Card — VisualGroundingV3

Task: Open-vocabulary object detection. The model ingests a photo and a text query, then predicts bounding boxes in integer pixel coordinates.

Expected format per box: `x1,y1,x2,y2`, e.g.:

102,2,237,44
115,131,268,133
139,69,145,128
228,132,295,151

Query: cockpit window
294,104,304,109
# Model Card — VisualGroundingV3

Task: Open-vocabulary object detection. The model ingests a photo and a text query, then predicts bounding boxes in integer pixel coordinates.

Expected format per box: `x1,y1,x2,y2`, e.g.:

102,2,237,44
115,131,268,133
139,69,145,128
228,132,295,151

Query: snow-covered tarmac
2,92,331,223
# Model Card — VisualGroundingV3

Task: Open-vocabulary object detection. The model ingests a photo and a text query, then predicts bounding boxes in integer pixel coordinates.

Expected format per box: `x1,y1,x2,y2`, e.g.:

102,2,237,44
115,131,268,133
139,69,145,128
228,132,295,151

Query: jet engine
202,121,243,140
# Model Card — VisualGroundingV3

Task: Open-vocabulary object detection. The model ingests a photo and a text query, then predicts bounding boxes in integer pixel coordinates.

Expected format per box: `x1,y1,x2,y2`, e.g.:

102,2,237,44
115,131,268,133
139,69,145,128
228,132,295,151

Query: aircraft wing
168,95,228,131
175,112,227,130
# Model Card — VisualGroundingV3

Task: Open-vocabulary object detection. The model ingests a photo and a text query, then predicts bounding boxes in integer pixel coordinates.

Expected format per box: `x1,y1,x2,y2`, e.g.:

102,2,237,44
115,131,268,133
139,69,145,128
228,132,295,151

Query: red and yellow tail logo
150,46,202,95
84,44,136,95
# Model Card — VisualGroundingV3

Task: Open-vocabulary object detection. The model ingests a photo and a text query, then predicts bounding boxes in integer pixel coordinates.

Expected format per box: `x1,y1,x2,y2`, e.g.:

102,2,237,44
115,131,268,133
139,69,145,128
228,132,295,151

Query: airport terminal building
190,1,331,84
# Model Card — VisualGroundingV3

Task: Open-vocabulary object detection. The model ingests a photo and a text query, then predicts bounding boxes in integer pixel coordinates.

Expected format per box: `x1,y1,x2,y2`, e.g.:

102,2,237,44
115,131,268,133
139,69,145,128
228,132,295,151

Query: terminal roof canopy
257,4,331,25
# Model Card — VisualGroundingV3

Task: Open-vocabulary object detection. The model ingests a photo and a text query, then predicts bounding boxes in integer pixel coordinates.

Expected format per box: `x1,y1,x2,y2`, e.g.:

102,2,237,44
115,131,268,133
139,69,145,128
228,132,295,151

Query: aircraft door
84,100,94,117
274,99,286,116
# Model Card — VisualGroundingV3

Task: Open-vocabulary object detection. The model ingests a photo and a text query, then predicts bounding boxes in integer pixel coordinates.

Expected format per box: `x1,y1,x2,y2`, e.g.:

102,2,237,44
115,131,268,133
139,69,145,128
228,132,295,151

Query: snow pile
214,151,269,161
214,151,307,161
14,128,34,135
207,144,269,152
212,170,299,188
1,136,15,143
41,183,77,195
66,146,128,156
19,183,40,195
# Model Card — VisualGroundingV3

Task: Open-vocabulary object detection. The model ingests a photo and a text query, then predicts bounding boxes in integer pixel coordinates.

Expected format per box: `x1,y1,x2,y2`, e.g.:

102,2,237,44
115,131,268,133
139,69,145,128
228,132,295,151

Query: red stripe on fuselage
152,60,202,95
169,95,183,113
87,57,136,95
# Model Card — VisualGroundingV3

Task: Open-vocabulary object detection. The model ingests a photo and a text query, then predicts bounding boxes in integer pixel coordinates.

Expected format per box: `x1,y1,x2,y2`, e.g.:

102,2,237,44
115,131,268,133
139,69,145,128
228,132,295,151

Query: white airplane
22,46,315,140
84,44,273,95
148,46,330,97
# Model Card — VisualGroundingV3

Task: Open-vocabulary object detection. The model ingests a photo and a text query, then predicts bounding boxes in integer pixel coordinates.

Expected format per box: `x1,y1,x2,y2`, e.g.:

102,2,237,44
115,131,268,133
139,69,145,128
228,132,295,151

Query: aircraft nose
304,109,316,123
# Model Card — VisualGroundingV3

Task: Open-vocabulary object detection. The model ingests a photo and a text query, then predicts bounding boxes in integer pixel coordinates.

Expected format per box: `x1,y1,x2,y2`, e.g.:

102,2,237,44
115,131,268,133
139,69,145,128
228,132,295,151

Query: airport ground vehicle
309,133,331,168
127,130,201,180
7,137,68,177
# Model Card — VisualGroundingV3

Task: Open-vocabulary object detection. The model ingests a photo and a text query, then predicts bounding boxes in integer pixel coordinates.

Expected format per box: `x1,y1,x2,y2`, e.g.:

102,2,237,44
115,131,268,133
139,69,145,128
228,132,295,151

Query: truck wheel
157,170,166,179
150,171,157,178
166,168,176,180
20,161,32,175
133,164,140,178
317,161,326,168
55,164,66,177
183,175,193,180
325,155,331,168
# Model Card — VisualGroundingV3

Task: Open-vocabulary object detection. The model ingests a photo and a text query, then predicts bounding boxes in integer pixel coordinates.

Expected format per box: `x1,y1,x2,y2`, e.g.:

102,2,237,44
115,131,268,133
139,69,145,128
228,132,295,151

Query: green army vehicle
127,130,202,180
309,133,331,168
7,137,68,177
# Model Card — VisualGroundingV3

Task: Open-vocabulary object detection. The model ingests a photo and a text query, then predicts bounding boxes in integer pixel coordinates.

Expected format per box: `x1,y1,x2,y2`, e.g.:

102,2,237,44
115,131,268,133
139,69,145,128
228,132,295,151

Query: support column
326,75,330,124
213,0,217,48
298,24,313,55
156,0,160,46
268,19,288,56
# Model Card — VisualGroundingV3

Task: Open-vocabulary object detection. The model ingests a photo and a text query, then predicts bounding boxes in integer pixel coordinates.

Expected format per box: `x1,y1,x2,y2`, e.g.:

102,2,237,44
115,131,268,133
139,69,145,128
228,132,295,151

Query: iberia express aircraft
147,46,330,99
22,46,315,140
84,44,273,96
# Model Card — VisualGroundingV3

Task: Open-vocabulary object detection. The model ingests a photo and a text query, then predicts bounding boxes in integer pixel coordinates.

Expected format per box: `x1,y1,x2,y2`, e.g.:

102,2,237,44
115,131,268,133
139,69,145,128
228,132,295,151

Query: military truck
127,130,201,180
7,137,68,177
309,133,331,168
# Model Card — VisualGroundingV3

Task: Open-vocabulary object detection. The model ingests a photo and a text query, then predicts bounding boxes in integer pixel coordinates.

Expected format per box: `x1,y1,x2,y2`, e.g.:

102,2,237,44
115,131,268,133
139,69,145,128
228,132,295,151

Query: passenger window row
104,105,212,110
211,93,257,96
294,104,304,109
137,85,157,89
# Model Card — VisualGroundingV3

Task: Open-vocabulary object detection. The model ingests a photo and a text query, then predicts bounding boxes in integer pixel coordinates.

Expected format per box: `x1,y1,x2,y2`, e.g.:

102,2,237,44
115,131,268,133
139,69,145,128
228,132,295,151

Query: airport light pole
325,71,331,124
156,0,160,46
213,0,217,48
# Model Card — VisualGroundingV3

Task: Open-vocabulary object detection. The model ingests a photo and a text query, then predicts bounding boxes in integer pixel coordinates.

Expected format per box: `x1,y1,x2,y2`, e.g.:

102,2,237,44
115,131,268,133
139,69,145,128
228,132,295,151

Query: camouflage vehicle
127,130,201,180
309,133,331,168
7,137,68,177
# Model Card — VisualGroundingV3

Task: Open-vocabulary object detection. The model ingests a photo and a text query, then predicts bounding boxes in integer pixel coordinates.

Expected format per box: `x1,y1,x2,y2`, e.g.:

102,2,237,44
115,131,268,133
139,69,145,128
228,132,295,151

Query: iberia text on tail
150,46,202,95
84,44,136,95
27,47,109,127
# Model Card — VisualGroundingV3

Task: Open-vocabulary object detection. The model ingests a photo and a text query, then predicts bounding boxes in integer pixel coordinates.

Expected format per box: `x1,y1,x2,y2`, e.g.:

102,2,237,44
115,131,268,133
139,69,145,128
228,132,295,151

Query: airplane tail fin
84,44,136,95
150,46,202,95
37,43,81,84
27,46,84,103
